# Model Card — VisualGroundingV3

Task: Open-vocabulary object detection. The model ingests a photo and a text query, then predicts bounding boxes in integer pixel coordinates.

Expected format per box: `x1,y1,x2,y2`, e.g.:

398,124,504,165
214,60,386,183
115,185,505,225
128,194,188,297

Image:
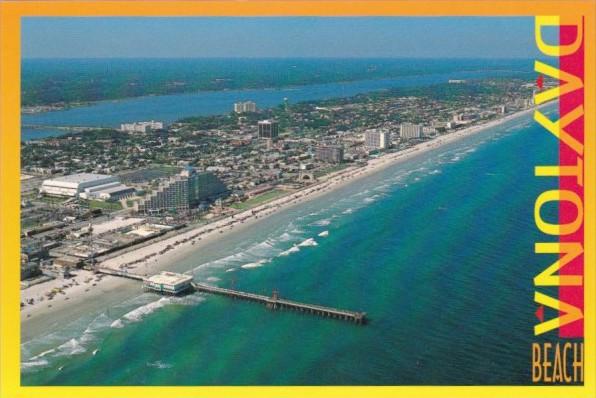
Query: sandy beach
20,104,547,339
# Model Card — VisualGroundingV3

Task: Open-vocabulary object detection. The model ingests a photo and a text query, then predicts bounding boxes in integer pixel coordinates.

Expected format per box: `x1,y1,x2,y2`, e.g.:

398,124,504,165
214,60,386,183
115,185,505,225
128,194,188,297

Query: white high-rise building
399,123,422,140
364,129,391,149
120,120,164,133
234,101,257,113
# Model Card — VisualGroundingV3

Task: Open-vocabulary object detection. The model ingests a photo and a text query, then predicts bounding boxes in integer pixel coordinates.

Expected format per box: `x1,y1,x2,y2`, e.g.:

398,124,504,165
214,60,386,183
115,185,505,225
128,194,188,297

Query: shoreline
21,103,549,340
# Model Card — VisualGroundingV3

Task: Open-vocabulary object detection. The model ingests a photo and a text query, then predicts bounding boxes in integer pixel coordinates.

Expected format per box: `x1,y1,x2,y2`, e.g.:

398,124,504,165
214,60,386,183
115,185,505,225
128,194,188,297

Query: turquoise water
21,108,560,385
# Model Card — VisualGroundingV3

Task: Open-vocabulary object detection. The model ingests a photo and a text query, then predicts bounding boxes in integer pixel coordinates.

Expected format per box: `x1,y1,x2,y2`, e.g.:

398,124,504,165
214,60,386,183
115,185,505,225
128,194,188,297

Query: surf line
532,15,585,384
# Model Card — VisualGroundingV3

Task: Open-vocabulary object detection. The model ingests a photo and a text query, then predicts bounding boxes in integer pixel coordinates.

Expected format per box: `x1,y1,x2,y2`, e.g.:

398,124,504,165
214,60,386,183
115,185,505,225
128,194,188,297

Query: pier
95,268,367,324
192,282,367,324
96,267,145,281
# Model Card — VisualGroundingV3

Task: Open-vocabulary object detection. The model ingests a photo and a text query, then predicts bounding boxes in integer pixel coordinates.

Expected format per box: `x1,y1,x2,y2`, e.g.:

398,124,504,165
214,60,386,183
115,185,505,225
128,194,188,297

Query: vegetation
22,58,532,106
230,189,287,210
86,200,123,211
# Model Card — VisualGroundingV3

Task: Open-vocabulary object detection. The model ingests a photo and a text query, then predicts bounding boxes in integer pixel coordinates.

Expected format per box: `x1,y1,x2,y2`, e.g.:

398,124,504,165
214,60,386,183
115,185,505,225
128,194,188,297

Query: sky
22,17,540,59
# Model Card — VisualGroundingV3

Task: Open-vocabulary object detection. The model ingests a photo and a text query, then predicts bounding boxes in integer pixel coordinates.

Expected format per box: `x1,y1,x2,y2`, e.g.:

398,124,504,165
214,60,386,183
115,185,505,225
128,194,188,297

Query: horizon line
22,56,537,60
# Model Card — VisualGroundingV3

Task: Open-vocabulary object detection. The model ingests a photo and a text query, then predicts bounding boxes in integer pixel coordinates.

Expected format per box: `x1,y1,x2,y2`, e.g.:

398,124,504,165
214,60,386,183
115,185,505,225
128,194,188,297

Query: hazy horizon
22,17,542,59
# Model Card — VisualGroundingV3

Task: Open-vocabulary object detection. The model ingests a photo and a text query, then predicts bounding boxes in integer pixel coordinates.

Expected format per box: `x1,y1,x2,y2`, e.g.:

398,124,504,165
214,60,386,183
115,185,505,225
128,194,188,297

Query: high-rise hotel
399,123,423,140
135,167,228,214
234,101,257,113
365,129,391,149
258,120,279,140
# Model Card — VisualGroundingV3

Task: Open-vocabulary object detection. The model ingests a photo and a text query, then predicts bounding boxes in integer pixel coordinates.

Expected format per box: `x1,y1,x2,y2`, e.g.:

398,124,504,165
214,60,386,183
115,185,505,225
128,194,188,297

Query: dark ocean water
21,105,561,385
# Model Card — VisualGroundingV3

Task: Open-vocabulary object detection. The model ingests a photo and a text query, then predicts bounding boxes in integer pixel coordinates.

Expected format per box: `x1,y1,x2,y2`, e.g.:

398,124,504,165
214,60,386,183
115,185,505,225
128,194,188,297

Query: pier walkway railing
96,268,145,281
192,282,367,324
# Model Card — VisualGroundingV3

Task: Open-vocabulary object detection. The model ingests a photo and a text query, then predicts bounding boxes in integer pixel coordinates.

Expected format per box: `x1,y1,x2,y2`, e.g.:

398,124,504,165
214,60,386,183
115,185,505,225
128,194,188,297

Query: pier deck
96,268,367,324
96,267,145,281
192,282,367,324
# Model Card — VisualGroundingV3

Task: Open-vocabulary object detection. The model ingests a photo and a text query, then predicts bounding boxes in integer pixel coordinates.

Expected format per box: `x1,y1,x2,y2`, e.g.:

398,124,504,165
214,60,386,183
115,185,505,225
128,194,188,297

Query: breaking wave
298,238,318,247
279,245,300,256
311,218,332,227
147,360,173,369
241,259,270,269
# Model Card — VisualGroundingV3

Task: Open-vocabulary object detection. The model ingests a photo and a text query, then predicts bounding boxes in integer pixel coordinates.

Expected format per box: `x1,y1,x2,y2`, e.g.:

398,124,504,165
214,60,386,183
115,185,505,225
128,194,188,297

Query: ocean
21,104,560,385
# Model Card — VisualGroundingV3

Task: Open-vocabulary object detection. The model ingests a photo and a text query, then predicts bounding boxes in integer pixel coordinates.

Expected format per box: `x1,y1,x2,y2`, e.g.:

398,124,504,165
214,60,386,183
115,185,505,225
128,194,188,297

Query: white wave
170,295,205,306
147,360,173,369
27,348,56,363
21,359,49,372
278,232,293,242
191,250,252,272
225,268,236,273
318,230,329,237
279,245,300,256
23,310,134,371
54,338,86,357
429,169,441,175
111,295,204,329
298,238,318,247
311,218,331,226
110,319,125,329
363,195,378,203
241,239,282,260
80,313,112,344
342,208,354,214
241,259,269,269
122,297,170,323
206,276,220,283
373,184,390,192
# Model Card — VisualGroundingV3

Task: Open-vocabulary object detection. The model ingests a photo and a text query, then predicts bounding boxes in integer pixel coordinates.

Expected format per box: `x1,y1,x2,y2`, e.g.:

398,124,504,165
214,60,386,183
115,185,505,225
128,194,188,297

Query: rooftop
44,173,113,184
144,271,193,286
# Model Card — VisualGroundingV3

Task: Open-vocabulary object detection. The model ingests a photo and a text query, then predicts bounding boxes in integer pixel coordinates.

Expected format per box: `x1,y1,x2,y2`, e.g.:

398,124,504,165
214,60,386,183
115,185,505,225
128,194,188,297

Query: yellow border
1,1,595,397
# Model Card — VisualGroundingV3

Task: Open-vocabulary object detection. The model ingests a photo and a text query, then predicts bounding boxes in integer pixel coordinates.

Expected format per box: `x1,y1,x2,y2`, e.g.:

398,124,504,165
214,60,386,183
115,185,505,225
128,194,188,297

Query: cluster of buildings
21,213,181,281
120,120,164,133
20,80,536,282
234,101,257,113
38,167,229,216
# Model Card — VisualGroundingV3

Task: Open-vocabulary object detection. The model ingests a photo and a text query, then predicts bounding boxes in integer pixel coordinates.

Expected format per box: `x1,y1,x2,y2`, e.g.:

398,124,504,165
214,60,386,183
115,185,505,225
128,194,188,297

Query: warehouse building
40,173,134,201
40,173,117,197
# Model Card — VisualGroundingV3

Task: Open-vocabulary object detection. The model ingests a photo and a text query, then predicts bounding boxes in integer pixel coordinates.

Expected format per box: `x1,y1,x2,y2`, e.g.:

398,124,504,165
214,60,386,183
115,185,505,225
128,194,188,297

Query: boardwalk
192,282,367,324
